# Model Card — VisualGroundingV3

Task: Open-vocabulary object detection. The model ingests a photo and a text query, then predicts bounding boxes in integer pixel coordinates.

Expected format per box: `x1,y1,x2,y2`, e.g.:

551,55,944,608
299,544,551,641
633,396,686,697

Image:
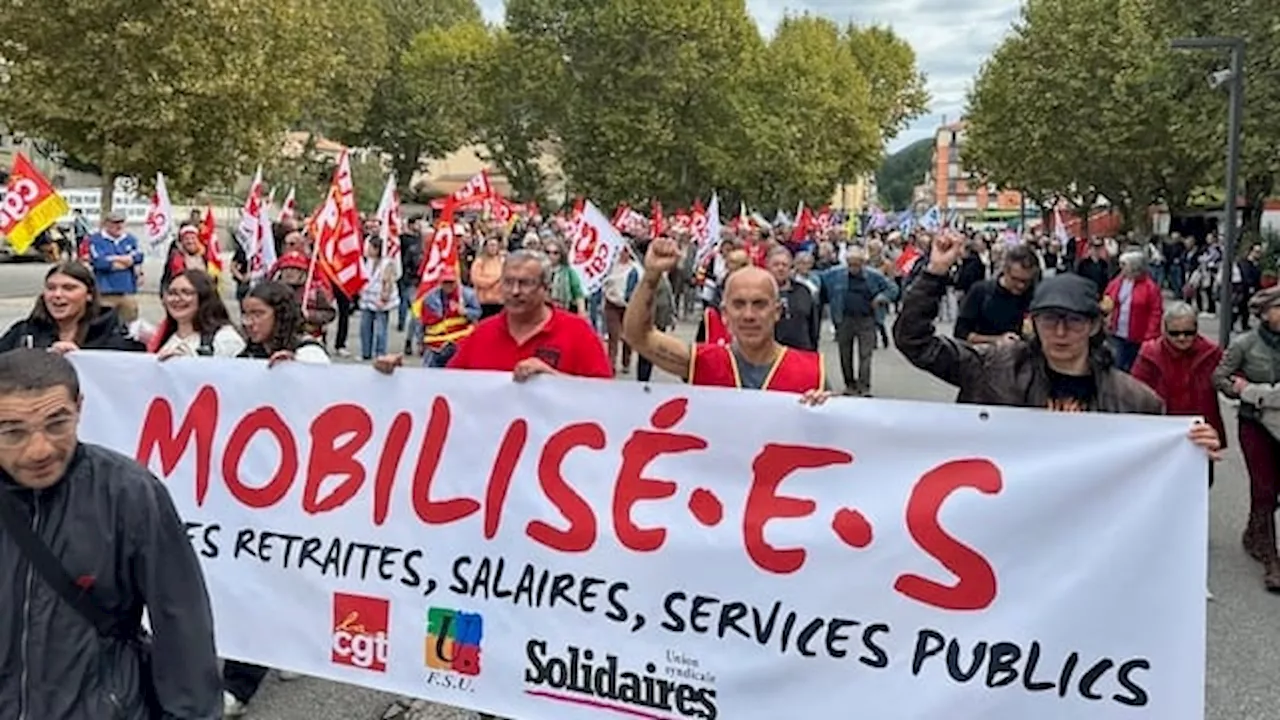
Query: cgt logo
425,607,483,676
332,593,390,672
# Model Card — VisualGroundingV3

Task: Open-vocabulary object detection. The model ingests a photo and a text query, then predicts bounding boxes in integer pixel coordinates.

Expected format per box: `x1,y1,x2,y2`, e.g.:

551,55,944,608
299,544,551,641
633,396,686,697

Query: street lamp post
1171,36,1245,349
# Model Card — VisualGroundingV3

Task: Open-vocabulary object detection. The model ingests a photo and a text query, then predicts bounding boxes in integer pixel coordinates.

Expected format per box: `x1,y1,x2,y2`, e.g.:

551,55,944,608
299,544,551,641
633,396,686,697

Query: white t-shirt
158,325,246,358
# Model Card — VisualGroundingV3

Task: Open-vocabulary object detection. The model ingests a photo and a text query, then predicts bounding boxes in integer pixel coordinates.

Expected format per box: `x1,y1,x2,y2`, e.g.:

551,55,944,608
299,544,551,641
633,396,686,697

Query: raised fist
927,230,965,274
644,236,681,274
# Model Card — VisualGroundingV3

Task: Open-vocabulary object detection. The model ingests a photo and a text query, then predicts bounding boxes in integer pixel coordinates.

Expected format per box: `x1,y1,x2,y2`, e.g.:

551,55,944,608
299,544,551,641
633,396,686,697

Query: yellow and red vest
688,343,824,394
424,316,475,352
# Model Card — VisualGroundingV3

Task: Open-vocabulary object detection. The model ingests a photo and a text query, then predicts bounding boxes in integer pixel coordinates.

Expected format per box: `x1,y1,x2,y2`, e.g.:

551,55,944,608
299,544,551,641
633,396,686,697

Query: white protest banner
70,352,1206,720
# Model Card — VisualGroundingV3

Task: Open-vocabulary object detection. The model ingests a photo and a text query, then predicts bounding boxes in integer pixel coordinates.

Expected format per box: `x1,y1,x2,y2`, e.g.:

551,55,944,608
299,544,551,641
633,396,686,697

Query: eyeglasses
0,413,78,450
1032,311,1091,333
501,277,542,291
1166,330,1197,339
164,288,197,299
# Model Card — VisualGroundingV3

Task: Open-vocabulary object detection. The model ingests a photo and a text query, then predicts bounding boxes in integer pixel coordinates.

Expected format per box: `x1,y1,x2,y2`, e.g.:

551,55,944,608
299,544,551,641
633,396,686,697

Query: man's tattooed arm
622,270,692,381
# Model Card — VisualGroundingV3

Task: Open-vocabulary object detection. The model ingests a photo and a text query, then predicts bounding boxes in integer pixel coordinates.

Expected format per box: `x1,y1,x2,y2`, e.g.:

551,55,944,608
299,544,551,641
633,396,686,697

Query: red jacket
1131,335,1227,448
1104,274,1162,342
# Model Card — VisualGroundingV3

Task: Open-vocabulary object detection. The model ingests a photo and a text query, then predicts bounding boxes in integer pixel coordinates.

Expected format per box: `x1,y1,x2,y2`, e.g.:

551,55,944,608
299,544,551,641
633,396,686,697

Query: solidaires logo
524,640,717,720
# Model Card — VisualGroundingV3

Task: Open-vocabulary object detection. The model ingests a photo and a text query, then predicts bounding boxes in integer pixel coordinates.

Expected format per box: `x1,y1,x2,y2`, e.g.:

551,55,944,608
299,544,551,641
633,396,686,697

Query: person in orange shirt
624,236,830,404
470,236,505,318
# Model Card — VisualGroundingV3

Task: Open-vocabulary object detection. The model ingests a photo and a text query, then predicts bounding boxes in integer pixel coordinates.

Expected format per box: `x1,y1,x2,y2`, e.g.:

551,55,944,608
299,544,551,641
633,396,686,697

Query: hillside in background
875,137,932,210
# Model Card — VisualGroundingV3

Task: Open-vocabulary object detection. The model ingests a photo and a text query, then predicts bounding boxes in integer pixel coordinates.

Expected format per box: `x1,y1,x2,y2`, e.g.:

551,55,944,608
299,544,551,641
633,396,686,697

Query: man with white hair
818,244,898,396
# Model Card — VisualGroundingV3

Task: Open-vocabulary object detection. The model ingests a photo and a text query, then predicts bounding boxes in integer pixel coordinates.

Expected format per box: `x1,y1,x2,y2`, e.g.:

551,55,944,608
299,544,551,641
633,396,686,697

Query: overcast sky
477,0,1021,154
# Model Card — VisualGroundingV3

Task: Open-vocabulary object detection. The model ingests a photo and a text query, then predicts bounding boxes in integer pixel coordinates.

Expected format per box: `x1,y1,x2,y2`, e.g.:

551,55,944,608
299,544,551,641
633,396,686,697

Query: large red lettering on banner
134,388,1003,612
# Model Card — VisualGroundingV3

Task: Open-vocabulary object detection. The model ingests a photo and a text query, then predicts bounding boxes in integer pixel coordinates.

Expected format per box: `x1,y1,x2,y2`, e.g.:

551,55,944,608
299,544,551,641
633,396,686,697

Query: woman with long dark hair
223,282,327,717
238,281,330,364
148,269,245,358
0,261,143,353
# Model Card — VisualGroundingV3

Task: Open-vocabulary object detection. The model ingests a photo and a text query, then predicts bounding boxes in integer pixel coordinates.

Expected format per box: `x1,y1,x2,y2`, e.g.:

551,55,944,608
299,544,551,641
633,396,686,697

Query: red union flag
429,171,495,211
314,150,368,298
0,153,70,255
412,205,461,317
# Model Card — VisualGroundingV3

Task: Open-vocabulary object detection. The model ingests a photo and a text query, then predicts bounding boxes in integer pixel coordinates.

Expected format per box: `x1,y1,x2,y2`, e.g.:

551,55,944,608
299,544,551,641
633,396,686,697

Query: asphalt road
0,259,1276,720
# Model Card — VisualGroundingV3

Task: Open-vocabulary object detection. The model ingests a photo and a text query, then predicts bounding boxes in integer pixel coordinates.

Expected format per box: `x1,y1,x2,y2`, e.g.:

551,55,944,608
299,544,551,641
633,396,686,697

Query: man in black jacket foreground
0,348,221,720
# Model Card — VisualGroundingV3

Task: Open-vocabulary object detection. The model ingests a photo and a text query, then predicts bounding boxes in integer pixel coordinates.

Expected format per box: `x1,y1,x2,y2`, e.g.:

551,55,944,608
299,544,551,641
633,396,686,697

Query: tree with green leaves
963,0,1218,233
498,2,924,209
399,20,493,175
505,0,763,208
846,26,930,148
1150,0,1280,234
348,0,484,193
736,16,882,209
0,0,387,202
471,29,560,202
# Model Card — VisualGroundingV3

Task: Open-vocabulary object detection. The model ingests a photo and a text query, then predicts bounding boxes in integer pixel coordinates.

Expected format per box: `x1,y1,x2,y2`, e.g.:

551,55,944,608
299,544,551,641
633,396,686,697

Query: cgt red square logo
332,593,390,672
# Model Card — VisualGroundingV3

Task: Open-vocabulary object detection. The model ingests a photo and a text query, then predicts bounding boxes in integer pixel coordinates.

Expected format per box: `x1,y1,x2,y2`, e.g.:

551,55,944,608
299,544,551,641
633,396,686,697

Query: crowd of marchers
0,204,1274,720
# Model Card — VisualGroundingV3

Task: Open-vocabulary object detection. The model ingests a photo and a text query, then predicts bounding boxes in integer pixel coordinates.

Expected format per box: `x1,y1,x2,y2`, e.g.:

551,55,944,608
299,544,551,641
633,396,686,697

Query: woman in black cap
893,231,1221,456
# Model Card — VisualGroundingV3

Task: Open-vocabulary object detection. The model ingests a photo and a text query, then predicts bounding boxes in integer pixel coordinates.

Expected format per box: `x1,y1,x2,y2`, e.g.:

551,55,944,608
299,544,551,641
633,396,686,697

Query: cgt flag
0,153,70,255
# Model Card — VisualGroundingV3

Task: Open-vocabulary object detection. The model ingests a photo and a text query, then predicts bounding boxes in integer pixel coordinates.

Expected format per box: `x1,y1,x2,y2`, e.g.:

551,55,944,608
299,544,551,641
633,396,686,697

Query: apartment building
930,121,1022,217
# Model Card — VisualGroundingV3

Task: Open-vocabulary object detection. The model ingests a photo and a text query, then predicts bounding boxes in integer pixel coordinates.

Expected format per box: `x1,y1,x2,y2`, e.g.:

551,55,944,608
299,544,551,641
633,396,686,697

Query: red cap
439,266,458,282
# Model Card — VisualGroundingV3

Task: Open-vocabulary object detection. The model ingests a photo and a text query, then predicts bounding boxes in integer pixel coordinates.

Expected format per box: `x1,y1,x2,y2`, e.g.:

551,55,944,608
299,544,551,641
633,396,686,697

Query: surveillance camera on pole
1171,35,1245,347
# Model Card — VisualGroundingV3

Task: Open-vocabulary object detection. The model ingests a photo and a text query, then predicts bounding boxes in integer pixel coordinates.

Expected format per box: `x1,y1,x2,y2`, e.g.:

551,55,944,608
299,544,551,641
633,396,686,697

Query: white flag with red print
376,175,403,261
238,167,276,280
1054,204,1071,246
568,200,627,294
696,193,722,264
144,172,174,251
278,187,297,224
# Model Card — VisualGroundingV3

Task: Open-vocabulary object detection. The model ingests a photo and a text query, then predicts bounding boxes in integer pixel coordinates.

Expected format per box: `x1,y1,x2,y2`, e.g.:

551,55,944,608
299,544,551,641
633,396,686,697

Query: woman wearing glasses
1131,302,1227,483
148,269,246,358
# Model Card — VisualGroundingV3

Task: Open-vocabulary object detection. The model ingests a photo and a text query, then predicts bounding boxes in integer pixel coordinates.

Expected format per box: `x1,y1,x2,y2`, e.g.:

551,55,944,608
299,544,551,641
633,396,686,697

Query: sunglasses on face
1166,330,1197,338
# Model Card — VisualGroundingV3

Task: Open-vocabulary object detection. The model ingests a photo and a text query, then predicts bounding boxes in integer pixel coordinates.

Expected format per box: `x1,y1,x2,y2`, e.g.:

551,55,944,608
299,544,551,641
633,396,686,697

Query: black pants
836,316,877,394
636,355,654,382
334,290,353,350
1234,289,1252,331
224,660,270,703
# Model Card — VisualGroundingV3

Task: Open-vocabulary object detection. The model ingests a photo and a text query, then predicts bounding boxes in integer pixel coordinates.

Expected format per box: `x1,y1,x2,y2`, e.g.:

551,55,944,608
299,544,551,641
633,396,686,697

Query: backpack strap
197,330,216,357
0,489,118,638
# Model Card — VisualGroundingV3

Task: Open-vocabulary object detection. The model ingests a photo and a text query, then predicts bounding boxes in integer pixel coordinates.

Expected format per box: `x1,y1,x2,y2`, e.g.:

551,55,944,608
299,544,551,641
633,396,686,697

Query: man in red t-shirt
375,249,611,381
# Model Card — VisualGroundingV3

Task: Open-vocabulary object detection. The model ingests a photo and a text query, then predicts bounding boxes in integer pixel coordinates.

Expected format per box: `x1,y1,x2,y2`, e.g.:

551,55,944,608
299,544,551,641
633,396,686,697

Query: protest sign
70,352,1206,720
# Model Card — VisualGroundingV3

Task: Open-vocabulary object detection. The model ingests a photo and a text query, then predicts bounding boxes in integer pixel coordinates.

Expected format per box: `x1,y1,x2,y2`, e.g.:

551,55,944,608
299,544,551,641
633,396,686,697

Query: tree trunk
99,173,116,216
